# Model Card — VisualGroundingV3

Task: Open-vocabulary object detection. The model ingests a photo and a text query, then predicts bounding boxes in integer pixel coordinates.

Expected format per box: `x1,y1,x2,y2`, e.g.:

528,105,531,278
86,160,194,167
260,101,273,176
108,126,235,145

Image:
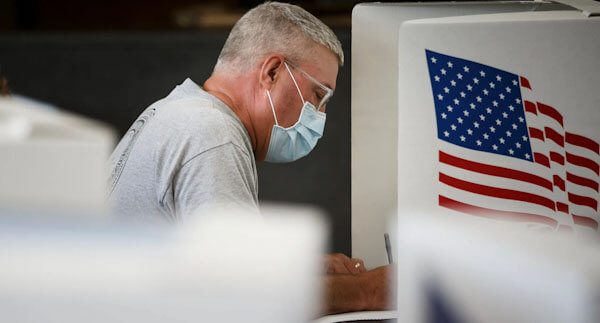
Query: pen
384,233,393,264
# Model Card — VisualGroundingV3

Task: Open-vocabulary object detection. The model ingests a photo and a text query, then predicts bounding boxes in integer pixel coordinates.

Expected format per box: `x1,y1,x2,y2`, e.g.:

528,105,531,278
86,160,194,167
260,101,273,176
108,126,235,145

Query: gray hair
215,2,344,73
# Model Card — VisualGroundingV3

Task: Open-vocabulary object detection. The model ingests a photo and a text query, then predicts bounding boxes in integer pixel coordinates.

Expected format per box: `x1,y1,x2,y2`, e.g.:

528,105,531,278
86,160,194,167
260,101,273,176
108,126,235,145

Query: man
108,1,394,314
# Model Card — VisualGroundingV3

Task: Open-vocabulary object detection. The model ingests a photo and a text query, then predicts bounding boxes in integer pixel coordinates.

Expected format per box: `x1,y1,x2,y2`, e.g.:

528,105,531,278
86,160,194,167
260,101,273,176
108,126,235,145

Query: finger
334,261,352,274
326,260,351,274
332,253,355,274
327,254,352,274
343,257,362,275
351,258,367,273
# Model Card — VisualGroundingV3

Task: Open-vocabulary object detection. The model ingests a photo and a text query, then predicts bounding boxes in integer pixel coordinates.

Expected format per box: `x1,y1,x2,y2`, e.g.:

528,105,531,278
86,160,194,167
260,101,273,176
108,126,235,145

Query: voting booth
352,1,600,267
0,97,115,215
0,206,326,323
397,211,600,323
398,9,600,232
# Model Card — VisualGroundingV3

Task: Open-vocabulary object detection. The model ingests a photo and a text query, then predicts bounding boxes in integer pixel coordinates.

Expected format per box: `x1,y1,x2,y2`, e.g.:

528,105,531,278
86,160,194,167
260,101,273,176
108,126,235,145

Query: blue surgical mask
264,62,326,163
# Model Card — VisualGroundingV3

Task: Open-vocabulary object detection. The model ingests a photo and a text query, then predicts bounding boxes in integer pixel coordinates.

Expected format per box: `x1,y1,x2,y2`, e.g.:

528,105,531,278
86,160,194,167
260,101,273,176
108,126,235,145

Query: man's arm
168,142,258,219
322,264,396,315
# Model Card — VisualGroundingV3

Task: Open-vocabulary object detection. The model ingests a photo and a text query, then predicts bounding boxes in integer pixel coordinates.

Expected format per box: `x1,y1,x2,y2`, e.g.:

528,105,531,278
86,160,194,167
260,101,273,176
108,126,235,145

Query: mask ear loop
266,90,279,126
284,62,305,105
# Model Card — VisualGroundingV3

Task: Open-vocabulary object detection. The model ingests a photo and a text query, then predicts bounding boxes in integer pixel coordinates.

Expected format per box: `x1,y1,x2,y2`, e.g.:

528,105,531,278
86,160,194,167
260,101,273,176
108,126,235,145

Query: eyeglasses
285,60,334,111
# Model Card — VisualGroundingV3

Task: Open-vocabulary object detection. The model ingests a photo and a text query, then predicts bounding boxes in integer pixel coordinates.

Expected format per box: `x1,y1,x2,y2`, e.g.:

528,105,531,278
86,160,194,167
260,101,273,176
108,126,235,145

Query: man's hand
324,253,367,275
357,264,397,311
322,264,396,315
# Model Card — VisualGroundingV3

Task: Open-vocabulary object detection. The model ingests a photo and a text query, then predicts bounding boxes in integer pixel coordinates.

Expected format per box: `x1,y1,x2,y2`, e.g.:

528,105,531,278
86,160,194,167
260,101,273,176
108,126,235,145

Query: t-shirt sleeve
166,142,259,220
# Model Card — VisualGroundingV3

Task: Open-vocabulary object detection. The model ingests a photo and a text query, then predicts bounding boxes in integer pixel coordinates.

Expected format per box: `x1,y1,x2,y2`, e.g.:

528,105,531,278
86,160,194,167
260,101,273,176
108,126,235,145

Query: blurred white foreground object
0,205,325,323
0,97,114,214
397,210,600,323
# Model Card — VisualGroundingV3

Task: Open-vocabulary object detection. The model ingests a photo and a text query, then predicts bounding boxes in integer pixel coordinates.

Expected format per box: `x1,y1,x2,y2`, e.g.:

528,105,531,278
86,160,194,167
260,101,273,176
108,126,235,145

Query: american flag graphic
426,49,600,232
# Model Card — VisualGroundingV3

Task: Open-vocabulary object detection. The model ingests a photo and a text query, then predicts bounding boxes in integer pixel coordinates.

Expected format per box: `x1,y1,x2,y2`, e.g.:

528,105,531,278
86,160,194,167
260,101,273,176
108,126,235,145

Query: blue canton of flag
426,49,534,162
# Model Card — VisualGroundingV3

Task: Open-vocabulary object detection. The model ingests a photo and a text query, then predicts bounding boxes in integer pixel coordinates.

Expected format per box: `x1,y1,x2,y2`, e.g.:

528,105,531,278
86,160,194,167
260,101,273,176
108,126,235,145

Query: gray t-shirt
107,78,259,223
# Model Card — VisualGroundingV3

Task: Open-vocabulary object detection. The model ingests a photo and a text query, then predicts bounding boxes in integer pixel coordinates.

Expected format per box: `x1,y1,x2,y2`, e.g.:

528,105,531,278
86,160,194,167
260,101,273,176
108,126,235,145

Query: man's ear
259,55,285,90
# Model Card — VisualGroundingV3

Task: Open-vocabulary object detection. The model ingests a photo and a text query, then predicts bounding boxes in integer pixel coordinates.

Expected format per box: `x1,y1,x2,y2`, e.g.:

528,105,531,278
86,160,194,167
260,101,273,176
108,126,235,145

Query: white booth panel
0,206,326,323
352,1,569,267
0,97,115,215
397,212,600,323
398,11,600,233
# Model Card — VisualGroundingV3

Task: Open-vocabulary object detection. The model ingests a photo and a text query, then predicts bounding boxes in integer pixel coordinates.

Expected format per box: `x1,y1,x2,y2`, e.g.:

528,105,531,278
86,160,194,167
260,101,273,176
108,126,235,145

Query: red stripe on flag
537,102,564,127
565,132,600,155
568,192,598,211
439,172,556,211
439,195,557,227
572,214,599,230
566,152,600,175
529,127,544,141
544,127,564,147
524,101,537,115
534,153,550,168
549,151,565,165
566,172,599,192
553,175,565,191
556,202,569,214
520,76,532,90
439,151,553,191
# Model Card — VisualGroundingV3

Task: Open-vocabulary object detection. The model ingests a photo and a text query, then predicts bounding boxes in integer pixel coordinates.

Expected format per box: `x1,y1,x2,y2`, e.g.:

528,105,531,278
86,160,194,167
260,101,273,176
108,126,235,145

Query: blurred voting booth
352,1,600,267
397,211,600,323
0,207,326,323
0,97,114,215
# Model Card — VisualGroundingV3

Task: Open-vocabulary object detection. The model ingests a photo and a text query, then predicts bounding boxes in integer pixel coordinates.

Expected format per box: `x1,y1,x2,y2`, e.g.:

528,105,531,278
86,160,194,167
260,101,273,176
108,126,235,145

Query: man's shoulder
151,95,253,160
156,96,228,131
